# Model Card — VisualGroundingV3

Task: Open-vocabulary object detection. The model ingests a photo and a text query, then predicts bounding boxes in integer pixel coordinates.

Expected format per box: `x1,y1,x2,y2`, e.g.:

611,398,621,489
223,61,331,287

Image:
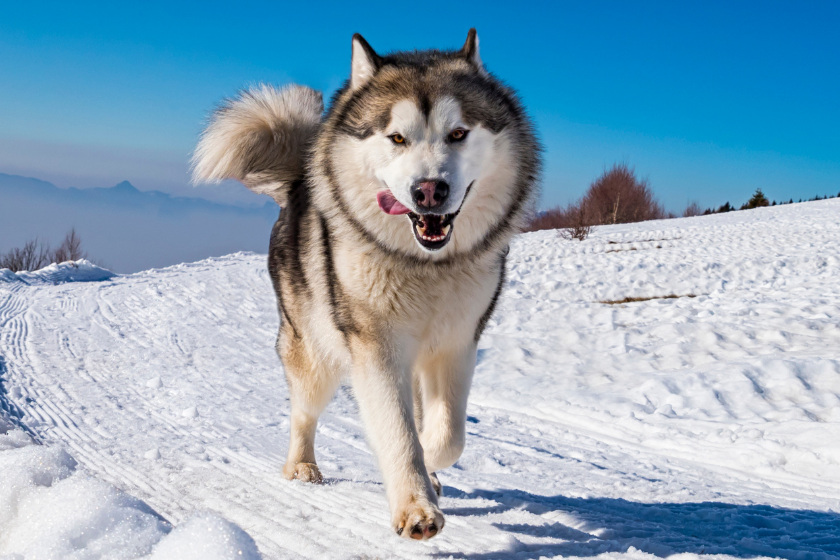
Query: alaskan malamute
193,29,540,540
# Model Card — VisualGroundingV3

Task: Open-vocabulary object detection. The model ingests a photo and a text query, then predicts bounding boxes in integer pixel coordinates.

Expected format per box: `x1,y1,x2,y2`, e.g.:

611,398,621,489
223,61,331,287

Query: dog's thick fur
193,30,540,540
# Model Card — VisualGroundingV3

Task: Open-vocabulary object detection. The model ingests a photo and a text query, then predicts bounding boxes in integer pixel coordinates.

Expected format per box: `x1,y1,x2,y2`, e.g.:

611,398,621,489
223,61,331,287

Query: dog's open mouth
407,213,455,250
376,185,471,251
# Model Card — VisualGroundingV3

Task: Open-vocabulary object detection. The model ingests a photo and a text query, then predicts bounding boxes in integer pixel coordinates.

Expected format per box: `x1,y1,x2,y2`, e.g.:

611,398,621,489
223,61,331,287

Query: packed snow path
2,200,840,559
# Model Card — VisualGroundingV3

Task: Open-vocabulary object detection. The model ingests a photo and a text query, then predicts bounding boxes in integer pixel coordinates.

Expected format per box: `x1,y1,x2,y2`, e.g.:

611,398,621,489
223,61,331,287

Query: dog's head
318,30,540,259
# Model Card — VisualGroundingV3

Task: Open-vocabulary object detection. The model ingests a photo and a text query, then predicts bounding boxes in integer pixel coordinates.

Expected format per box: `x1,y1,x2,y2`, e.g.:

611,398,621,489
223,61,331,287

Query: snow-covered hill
2,199,839,559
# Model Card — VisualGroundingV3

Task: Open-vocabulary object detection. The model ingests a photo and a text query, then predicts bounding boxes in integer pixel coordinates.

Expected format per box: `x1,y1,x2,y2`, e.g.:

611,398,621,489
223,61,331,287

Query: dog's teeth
414,217,454,244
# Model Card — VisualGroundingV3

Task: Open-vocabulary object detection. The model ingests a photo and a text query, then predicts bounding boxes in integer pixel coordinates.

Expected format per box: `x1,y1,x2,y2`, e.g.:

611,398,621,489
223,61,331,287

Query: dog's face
321,31,538,259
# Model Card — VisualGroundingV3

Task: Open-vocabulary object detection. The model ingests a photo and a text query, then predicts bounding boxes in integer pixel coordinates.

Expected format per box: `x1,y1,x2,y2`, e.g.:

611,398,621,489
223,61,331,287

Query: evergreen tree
745,188,769,209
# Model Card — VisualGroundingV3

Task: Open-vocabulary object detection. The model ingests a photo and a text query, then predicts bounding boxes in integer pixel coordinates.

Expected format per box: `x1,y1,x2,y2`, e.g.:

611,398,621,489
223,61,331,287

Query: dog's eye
448,128,469,142
389,133,405,144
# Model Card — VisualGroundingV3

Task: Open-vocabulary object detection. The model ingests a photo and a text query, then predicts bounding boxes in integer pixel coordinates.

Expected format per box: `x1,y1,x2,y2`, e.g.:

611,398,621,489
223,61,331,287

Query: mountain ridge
0,172,278,215
0,172,279,273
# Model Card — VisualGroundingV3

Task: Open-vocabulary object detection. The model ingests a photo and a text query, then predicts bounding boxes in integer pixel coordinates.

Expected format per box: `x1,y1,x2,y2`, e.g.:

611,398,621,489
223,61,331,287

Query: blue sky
1,1,838,210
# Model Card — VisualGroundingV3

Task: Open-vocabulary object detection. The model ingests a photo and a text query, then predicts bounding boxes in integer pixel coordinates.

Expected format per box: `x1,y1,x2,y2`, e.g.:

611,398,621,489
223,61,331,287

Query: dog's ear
461,28,486,75
351,33,381,91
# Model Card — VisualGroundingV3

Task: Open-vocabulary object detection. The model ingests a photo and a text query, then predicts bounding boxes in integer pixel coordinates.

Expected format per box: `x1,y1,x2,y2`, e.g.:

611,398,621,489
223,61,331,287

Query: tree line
525,163,840,239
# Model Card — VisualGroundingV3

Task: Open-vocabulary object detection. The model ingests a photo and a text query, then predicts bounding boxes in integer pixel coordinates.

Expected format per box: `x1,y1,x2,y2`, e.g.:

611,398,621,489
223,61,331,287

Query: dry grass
606,237,681,244
599,294,697,305
603,236,683,252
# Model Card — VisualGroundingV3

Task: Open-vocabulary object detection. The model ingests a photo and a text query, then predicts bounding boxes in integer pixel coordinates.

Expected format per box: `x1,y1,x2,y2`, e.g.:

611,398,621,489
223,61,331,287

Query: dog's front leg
349,340,443,540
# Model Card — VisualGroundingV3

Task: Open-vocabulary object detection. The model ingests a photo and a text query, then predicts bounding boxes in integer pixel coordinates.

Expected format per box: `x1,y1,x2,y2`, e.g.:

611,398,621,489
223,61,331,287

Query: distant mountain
0,173,57,192
0,173,280,273
0,173,277,215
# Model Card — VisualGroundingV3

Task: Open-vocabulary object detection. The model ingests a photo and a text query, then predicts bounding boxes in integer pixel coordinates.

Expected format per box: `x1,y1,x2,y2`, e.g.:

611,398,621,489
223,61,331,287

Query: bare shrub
682,201,703,217
581,164,666,225
51,228,86,263
560,223,592,241
521,206,572,232
1,229,90,272
0,239,51,272
523,203,594,240
558,202,593,241
522,163,667,234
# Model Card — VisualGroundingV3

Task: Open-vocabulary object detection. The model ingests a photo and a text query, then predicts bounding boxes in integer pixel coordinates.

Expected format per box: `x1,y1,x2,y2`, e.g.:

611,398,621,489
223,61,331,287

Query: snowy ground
2,199,840,559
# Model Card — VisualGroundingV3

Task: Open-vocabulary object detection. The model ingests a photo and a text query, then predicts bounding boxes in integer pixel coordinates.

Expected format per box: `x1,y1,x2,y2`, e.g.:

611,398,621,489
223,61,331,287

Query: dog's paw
393,500,444,540
429,472,442,497
283,462,323,483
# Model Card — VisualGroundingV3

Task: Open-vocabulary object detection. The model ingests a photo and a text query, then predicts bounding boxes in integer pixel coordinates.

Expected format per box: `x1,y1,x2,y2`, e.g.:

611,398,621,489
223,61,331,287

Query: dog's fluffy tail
191,84,323,206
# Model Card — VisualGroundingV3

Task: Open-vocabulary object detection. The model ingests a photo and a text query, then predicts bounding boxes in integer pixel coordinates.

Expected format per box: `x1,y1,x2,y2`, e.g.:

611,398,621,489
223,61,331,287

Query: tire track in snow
0,282,191,521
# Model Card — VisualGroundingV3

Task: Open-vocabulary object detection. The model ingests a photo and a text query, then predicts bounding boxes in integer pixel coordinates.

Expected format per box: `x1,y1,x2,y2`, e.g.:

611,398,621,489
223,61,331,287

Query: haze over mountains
0,173,278,273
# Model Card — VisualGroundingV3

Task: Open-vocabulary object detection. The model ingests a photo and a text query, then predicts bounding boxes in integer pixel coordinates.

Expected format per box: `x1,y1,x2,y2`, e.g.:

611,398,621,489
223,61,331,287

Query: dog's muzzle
376,184,472,251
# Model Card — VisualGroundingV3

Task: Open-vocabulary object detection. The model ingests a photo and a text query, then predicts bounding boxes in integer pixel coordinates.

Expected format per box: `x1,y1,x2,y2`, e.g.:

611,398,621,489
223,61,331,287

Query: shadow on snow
440,487,840,560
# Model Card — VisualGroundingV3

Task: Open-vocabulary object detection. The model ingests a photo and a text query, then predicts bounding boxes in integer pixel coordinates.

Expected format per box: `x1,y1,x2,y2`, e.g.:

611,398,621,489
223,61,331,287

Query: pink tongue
376,190,411,215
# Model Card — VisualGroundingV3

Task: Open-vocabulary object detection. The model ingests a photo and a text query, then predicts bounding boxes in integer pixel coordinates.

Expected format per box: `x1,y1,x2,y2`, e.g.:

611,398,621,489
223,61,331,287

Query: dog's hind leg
279,333,341,483
413,374,443,497
416,342,477,483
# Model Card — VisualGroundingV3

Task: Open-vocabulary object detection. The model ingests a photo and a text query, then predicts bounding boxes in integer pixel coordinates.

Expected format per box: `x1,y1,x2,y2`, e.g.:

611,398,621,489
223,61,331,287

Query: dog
192,29,540,540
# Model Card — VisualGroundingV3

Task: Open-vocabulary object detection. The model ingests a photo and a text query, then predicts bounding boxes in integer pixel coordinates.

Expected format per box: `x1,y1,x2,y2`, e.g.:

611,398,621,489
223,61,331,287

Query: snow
0,436,166,559
145,514,261,560
0,429,259,559
0,259,116,285
1,199,840,559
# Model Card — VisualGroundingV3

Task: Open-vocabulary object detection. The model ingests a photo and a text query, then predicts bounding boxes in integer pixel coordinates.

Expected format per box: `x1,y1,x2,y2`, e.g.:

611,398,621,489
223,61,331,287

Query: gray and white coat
193,29,541,540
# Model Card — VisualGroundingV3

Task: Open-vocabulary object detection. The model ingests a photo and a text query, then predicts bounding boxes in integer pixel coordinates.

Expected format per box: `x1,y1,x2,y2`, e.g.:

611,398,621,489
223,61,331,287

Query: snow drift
0,259,116,285
0,427,261,559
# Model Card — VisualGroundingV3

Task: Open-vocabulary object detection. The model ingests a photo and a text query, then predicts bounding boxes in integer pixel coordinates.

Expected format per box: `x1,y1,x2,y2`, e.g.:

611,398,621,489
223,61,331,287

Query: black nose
411,180,449,210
